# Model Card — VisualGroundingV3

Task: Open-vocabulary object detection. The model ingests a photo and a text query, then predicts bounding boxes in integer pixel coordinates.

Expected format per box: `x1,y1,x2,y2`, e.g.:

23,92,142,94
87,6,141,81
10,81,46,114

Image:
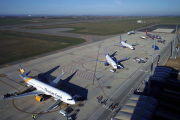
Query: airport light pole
150,35,156,76
171,24,178,59
148,35,156,96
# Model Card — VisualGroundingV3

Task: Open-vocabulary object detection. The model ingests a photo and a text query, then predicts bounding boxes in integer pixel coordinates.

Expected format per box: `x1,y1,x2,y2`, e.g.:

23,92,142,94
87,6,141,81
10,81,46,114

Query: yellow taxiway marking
5,65,9,67
0,79,20,90
0,74,6,77
5,76,26,87
35,57,39,59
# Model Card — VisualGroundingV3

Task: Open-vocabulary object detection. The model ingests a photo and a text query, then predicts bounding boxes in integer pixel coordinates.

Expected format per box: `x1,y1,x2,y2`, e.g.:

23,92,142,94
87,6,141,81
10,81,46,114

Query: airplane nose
72,100,76,105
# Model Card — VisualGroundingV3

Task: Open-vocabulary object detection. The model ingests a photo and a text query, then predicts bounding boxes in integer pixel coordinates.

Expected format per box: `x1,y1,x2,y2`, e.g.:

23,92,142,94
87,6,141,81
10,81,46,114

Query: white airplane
92,47,129,72
114,35,139,50
127,30,136,35
140,35,147,39
4,65,75,109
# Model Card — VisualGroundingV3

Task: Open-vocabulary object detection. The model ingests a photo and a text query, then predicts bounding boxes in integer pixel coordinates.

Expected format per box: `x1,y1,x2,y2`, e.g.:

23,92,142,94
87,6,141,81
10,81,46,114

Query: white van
59,110,68,117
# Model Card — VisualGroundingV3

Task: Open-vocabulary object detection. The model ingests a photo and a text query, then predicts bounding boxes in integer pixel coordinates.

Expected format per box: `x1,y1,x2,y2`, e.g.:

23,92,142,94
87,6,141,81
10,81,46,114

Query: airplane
4,65,75,111
146,30,163,39
153,34,163,39
92,47,129,72
140,35,147,39
127,30,136,35
114,35,139,50
146,30,154,39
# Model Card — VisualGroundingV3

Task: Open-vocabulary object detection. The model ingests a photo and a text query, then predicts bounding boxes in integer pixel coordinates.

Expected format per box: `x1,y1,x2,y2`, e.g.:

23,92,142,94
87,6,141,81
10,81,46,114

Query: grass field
23,17,180,36
23,18,153,35
164,44,180,70
0,18,80,26
0,30,85,65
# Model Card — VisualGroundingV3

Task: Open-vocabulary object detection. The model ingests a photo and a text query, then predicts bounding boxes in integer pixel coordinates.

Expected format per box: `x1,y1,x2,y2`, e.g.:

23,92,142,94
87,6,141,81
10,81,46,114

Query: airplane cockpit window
67,98,73,100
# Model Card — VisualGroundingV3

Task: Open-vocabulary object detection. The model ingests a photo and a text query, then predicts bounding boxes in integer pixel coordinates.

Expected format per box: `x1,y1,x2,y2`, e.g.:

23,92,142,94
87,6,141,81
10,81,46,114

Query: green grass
23,17,180,36
23,18,153,35
0,18,80,26
0,30,85,65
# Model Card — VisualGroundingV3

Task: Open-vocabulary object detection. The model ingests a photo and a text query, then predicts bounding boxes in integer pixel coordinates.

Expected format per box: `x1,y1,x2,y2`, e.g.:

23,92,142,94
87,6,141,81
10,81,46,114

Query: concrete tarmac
0,30,176,120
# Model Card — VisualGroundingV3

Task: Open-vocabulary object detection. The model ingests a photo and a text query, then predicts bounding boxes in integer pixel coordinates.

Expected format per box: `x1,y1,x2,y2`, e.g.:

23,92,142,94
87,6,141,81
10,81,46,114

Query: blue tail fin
120,35,122,43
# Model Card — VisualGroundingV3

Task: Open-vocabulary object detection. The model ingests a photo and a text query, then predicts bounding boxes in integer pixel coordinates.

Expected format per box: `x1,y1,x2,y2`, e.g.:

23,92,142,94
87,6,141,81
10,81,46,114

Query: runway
0,25,177,120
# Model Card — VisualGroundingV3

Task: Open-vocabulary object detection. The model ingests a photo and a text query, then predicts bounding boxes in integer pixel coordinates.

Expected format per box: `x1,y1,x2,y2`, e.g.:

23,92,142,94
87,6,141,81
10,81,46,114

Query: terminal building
137,20,146,23
112,66,180,120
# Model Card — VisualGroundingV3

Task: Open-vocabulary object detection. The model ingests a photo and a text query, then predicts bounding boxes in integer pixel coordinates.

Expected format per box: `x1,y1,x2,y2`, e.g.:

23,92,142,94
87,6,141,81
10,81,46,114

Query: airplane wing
116,56,130,63
49,71,64,87
92,59,106,63
114,44,123,47
131,42,139,46
3,90,45,100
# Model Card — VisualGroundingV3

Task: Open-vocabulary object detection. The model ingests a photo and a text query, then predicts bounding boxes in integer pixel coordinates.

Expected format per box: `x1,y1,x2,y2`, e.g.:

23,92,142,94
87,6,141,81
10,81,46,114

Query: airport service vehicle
59,109,72,119
133,57,147,63
92,47,129,72
140,36,147,39
60,110,68,117
4,65,75,111
157,40,166,44
127,30,136,35
114,35,139,50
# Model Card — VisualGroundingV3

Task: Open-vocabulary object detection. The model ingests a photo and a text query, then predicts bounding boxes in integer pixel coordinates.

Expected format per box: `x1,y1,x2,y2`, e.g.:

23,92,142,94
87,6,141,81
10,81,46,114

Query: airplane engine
36,96,44,102
104,62,109,66
122,46,126,48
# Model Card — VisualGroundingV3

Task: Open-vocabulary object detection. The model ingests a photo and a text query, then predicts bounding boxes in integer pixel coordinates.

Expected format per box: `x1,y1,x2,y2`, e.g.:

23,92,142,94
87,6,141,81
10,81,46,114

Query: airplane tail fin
120,35,122,43
146,30,149,34
19,64,27,77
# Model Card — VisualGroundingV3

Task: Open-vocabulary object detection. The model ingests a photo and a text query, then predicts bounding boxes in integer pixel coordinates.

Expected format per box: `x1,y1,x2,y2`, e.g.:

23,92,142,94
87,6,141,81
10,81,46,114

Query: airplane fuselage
106,55,117,69
127,30,135,35
21,76,75,105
